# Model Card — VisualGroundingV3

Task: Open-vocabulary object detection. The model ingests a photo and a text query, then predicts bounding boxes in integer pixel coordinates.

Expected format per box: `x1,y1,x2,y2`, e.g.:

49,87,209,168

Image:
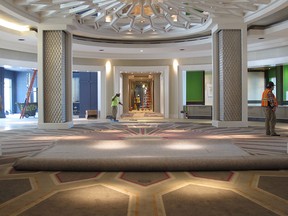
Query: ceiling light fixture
0,18,30,32
105,16,112,23
171,15,177,22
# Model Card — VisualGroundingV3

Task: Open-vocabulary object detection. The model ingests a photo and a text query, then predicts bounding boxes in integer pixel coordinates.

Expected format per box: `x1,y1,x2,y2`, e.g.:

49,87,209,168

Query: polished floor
0,115,288,216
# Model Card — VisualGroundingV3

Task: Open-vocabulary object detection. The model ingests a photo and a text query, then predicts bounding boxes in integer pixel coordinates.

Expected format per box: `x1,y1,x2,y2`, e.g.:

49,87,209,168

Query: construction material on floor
13,139,288,171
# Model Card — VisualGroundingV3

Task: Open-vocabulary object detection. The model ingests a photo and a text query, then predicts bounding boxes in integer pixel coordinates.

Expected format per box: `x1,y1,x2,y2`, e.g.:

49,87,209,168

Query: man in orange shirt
261,81,280,136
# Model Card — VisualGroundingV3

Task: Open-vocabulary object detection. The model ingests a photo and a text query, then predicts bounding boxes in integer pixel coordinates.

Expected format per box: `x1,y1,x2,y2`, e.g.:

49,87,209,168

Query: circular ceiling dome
2,0,273,41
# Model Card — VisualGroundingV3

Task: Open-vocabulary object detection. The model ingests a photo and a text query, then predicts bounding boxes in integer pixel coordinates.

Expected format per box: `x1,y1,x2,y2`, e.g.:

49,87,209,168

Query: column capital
211,16,247,33
38,23,74,33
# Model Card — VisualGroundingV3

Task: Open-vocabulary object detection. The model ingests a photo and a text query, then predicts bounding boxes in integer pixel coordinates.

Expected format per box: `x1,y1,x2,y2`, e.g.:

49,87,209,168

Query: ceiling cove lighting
0,18,30,32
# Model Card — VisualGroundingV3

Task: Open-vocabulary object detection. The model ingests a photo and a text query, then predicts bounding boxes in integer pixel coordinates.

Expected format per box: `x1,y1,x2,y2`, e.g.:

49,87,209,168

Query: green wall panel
186,71,203,104
283,65,288,101
267,67,276,82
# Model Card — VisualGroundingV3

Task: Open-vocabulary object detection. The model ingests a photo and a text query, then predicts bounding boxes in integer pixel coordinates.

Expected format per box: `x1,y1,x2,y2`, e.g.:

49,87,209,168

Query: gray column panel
218,30,242,121
43,30,67,123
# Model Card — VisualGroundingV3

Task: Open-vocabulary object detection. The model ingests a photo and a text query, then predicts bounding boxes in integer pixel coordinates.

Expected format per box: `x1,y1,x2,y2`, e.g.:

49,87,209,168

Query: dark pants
112,106,118,120
264,107,276,135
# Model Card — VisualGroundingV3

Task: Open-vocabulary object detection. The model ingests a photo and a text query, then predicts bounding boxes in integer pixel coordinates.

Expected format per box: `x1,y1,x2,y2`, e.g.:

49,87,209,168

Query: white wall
248,72,265,101
204,71,213,105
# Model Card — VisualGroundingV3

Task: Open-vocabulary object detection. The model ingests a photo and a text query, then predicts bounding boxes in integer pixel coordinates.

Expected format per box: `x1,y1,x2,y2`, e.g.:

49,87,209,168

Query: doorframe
114,66,169,118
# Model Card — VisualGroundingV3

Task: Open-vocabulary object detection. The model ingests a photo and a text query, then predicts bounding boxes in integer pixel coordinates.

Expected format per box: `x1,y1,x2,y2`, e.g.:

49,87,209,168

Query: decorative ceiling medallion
9,0,272,37
73,0,208,34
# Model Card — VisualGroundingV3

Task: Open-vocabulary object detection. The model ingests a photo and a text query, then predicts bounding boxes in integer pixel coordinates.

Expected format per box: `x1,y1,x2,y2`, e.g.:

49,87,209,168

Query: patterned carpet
0,120,288,215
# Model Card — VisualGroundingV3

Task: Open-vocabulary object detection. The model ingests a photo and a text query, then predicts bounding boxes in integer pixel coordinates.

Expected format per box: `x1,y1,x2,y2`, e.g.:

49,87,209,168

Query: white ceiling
0,0,288,62
1,0,273,40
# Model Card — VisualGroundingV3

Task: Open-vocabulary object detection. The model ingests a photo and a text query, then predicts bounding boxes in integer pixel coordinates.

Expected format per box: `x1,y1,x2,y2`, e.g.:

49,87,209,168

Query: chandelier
74,0,208,34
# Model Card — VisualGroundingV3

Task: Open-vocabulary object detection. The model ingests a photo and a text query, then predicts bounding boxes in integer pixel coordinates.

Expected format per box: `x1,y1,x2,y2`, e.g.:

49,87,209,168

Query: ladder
20,69,37,119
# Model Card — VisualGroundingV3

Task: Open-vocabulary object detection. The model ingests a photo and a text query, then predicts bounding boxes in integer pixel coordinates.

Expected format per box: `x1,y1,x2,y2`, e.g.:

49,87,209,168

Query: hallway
121,110,164,120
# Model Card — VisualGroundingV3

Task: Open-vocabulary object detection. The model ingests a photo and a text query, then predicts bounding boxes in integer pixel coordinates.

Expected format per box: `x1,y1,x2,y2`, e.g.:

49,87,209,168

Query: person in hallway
261,81,280,136
111,93,122,122
136,94,141,110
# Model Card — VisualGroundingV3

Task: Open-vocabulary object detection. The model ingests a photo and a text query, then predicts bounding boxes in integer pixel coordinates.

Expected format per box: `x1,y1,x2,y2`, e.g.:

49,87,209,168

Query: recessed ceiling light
18,38,25,41
140,50,143,52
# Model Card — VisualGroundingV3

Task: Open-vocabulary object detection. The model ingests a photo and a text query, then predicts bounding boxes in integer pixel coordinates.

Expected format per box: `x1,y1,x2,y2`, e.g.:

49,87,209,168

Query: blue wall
0,67,5,117
1,69,98,117
79,72,98,118
4,70,17,113
0,68,37,113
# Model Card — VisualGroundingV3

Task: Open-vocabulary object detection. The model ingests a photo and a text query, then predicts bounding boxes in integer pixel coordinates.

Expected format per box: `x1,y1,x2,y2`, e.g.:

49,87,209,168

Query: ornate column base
212,120,248,128
38,121,73,130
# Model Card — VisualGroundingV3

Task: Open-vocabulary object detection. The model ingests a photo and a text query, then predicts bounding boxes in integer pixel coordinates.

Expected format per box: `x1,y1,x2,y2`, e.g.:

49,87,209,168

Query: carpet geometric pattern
189,171,234,181
2,121,287,157
0,120,288,215
162,185,277,216
119,172,170,187
1,163,287,215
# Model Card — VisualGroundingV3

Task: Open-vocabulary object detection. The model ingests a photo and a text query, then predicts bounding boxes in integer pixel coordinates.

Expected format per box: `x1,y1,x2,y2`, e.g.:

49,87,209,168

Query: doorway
129,75,154,112
120,72,163,119
4,78,12,115
115,66,169,119
72,71,99,118
122,72,161,115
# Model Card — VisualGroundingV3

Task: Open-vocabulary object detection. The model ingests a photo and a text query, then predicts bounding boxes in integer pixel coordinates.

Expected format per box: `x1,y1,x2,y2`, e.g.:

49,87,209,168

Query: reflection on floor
0,116,287,215
121,111,164,120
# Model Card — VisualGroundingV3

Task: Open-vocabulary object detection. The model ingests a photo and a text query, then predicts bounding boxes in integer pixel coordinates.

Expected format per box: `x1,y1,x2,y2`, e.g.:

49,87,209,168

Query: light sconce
173,59,179,72
105,60,112,76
